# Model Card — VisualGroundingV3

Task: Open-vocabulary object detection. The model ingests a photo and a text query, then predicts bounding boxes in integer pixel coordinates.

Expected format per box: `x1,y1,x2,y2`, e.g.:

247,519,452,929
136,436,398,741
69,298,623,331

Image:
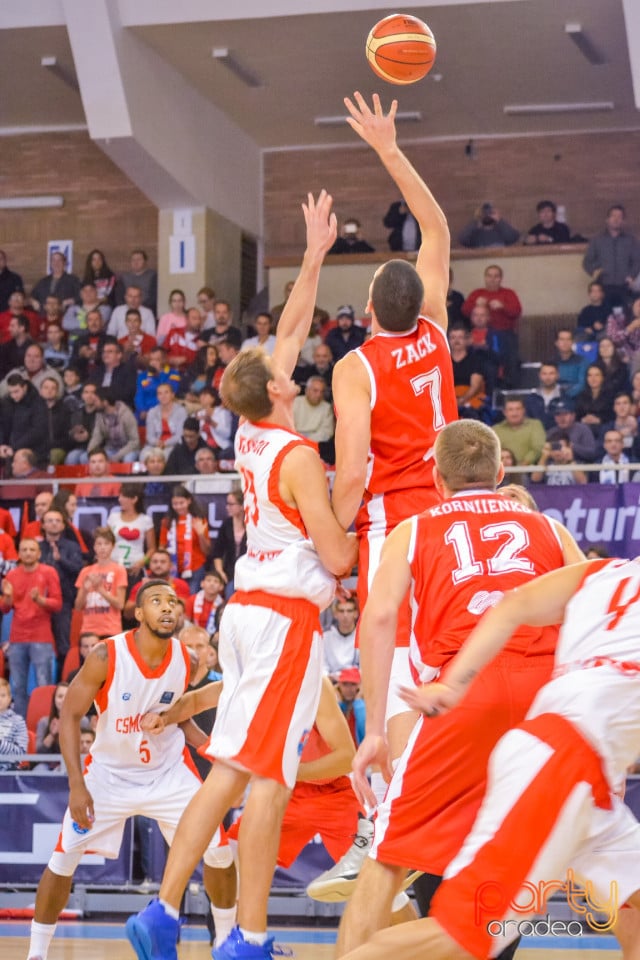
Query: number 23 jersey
408,490,565,678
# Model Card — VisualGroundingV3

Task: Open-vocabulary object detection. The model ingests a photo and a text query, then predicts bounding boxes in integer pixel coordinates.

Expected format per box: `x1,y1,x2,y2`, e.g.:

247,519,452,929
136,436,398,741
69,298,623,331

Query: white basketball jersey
233,419,336,609
530,558,640,786
89,631,191,783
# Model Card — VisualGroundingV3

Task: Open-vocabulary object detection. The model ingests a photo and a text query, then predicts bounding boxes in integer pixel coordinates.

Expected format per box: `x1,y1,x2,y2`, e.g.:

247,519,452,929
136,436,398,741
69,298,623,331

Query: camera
550,441,563,451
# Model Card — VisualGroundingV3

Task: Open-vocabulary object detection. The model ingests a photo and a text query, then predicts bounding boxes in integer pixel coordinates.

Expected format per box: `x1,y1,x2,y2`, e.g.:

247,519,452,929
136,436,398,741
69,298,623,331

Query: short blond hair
435,421,500,492
220,348,273,421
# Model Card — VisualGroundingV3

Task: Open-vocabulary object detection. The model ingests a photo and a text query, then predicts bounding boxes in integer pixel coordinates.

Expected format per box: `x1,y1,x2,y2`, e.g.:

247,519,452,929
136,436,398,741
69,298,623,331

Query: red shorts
373,653,554,876
432,714,622,959
356,486,441,649
205,591,323,788
229,778,362,868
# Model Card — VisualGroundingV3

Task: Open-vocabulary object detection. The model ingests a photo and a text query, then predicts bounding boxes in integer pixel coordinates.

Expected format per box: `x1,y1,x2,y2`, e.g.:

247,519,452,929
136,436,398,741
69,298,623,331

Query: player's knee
48,850,83,877
203,843,234,869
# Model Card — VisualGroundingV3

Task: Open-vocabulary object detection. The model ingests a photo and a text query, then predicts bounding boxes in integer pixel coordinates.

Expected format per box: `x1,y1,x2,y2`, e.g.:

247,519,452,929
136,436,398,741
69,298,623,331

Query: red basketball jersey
354,316,457,496
408,490,565,678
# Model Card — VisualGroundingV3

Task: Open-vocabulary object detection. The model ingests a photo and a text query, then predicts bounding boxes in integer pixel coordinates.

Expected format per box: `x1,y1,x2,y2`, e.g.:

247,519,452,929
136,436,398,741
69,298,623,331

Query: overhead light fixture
315,111,422,127
504,101,614,115
0,196,64,209
41,55,80,92
565,23,606,66
212,48,262,88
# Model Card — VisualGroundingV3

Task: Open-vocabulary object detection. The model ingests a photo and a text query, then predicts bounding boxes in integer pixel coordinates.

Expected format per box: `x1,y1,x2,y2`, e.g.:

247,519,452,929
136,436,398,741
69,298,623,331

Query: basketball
365,14,436,85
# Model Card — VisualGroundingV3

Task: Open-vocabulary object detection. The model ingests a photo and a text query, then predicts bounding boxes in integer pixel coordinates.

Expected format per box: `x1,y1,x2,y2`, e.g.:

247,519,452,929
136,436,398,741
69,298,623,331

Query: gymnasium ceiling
1,0,639,149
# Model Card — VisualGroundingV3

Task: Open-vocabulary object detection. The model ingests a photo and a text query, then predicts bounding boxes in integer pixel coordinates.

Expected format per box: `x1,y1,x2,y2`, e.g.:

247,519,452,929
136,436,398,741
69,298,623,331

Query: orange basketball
366,14,436,85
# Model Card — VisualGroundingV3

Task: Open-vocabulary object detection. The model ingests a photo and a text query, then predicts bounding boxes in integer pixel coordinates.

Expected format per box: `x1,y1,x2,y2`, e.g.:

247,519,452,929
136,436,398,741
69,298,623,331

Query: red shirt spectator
461,265,522,332
0,547,62,645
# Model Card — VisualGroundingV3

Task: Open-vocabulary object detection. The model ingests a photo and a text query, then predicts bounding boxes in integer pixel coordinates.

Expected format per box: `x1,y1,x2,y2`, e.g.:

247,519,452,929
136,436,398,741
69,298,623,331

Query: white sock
159,899,180,920
28,920,56,960
369,771,387,806
212,904,237,947
391,891,410,913
239,927,267,945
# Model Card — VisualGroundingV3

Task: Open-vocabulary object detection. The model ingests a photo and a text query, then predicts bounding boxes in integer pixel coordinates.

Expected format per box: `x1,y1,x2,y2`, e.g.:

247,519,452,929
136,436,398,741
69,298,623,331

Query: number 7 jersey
408,490,566,679
355,316,458,496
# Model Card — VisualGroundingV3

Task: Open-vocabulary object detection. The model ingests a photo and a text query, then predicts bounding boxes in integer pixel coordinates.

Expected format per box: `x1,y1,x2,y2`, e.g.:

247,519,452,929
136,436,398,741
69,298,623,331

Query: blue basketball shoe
213,927,291,960
125,898,181,960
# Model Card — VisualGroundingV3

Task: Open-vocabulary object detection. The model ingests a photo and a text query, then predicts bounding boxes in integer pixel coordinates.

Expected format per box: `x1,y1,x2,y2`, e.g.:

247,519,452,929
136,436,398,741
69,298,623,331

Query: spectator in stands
599,392,639,453
329,218,375,254
163,417,209,475
202,299,236,345
583,204,640,306
0,250,23,312
42,294,64,335
143,383,187,460
74,526,126,638
462,265,522,388
63,282,110,337
325,305,366,361
293,375,335,463
88,389,140,464
159,485,211,591
594,336,630,396
552,328,589,399
123,548,190,621
0,290,40,343
212,329,242,394
36,681,70,754
211,487,246,595
1,341,64,399
458,203,519,248
576,281,609,342
66,382,103,465
62,365,84,413
448,325,487,420
5,447,52,497
446,269,465,327
0,376,49,468
31,251,81,313
118,309,157,367
335,667,366,747
117,250,158,315
0,315,32,379
607,296,640,370
79,728,96,756
187,343,222,394
270,280,329,331
21,491,54,539
184,572,225,635
134,346,182,424
40,376,69,465
493,397,545,466
546,397,597,463
107,484,156,578
525,361,563,429
530,435,588,486
89,339,137,408
107,285,156,340
0,677,28,768
383,199,421,252
599,429,631,484
140,447,167,496
524,200,571,245
49,490,88,556
195,387,233,456
165,306,205,370
44,323,71,372
65,631,101,684
0,538,62,717
83,249,116,310
196,286,216,331
574,364,615,438
156,289,187,345
241,312,276,355
75,449,122,499
39,507,84,672
323,597,359,677
193,447,220,476
294,342,335,397
70,308,108,379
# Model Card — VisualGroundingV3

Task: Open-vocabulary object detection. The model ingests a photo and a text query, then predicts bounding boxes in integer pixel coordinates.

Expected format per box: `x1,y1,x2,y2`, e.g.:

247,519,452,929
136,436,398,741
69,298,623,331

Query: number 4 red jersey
355,316,458,496
408,490,566,679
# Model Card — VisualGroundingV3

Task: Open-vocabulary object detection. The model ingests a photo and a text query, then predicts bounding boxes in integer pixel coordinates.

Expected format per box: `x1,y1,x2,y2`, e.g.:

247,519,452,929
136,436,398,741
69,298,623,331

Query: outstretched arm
344,92,449,330
271,190,337,380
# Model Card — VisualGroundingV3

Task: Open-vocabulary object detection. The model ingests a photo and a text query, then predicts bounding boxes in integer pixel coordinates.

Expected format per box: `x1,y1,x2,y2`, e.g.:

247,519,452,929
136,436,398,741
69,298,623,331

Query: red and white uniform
227,724,363,867
49,631,230,874
205,420,332,787
433,558,640,959
372,491,566,875
352,318,457,711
